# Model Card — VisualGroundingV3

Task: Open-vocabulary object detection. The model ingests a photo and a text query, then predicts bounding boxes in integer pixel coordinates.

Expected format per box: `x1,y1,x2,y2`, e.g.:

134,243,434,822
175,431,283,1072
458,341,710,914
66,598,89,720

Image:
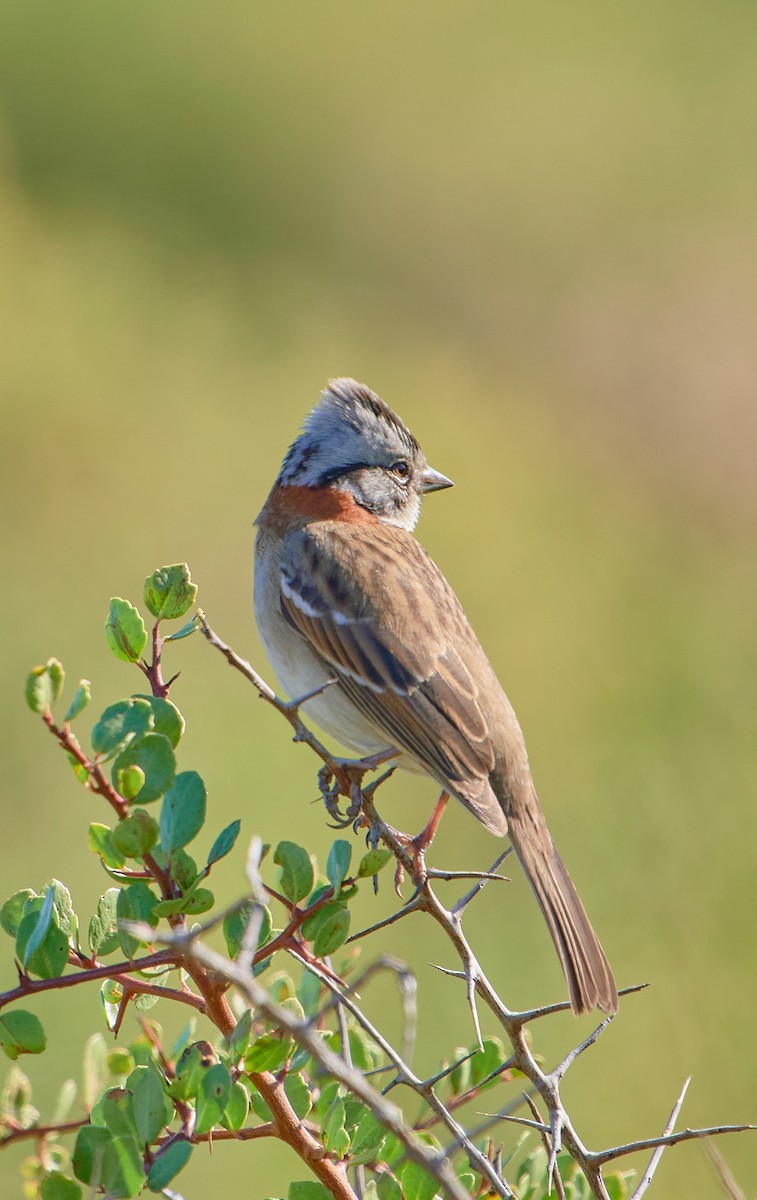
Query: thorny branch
27,631,363,1200
135,920,472,1200
199,615,756,1198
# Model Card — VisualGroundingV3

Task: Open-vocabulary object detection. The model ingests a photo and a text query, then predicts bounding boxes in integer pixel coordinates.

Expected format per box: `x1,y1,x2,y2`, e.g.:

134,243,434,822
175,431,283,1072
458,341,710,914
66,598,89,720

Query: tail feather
507,809,618,1016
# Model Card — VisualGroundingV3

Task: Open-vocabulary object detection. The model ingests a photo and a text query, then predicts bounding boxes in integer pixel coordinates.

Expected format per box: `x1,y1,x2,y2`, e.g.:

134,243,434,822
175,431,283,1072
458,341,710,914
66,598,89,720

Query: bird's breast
254,532,398,760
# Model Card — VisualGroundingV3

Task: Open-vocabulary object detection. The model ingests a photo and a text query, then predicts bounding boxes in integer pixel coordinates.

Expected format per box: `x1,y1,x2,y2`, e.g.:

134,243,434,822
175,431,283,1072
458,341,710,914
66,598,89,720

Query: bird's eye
390,460,410,480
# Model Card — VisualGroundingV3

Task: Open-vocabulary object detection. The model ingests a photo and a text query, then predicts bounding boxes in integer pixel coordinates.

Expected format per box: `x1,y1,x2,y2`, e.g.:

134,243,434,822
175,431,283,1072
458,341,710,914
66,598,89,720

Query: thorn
363,766,397,797
423,1048,479,1088
347,899,420,943
523,1093,566,1200
282,677,337,712
465,959,484,1052
553,1015,615,1081
451,849,513,915
544,1103,564,1195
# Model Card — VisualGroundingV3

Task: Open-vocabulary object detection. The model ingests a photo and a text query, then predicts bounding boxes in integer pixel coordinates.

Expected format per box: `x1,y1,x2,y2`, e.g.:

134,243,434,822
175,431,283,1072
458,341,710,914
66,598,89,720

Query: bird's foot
317,749,397,828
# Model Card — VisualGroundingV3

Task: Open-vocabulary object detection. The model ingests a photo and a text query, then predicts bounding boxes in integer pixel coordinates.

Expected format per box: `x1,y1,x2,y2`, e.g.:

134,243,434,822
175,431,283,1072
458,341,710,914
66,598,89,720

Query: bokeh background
1,2,756,1196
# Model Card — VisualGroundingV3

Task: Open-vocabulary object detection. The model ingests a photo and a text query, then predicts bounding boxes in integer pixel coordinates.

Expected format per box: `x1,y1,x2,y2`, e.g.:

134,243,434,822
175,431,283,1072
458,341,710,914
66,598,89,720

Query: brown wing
279,521,507,834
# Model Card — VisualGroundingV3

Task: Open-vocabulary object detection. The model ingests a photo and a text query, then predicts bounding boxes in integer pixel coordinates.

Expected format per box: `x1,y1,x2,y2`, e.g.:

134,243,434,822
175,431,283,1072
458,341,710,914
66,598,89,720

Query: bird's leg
394,791,449,893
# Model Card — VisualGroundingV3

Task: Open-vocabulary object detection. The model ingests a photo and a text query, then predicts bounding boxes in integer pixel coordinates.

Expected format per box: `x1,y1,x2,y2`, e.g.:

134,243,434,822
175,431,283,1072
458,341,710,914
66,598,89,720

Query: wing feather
279,522,505,833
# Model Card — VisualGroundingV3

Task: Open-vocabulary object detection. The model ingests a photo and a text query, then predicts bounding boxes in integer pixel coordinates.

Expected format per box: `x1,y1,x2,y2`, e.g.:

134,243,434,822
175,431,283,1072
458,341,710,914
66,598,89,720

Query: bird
254,378,618,1015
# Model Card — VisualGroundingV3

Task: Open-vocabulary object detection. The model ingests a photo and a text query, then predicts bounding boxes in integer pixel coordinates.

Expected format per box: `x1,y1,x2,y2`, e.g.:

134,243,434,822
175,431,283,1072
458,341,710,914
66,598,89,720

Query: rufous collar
256,482,380,535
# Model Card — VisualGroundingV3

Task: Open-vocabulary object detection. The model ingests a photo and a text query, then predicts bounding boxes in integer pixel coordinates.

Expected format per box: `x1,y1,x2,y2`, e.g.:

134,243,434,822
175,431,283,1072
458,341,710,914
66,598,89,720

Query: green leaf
151,897,186,918
43,878,76,937
244,1033,294,1073
105,598,148,665
146,1140,192,1192
48,658,65,700
164,614,199,642
0,889,36,938
206,818,241,869
53,1078,78,1123
309,904,351,957
169,1041,216,1102
134,694,185,747
357,848,393,878
83,1033,108,1110
302,900,343,942
227,1009,253,1059
170,1021,195,1061
67,753,89,785
40,1170,82,1200
289,1184,330,1200
313,1079,339,1124
100,979,122,1031
112,810,159,859
91,698,153,758
284,1072,312,1119
347,1026,381,1071
116,883,159,957
221,1079,250,1131
154,885,214,918
159,771,207,853
298,969,323,1017
469,1036,506,1087
326,840,352,895
132,1068,169,1145
398,1160,440,1200
72,1124,111,1186
350,1110,387,1164
274,841,314,903
605,1173,630,1200
280,996,305,1023
249,1089,270,1121
112,733,176,804
101,1087,138,1138
376,1175,402,1200
323,1096,349,1156
25,659,64,713
88,824,126,870
116,765,146,802
64,680,91,723
88,889,120,957
134,990,161,1013
144,564,197,621
250,1068,312,1123
448,1046,472,1096
182,887,214,915
0,1010,47,1059
194,1062,231,1136
150,845,197,890
103,1134,145,1197
223,900,272,959
25,665,53,714
16,899,69,979
108,1049,135,1077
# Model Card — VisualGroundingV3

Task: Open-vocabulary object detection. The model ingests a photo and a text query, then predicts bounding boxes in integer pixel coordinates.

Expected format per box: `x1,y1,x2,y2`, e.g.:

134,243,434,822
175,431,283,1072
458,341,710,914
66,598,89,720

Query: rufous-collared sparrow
254,378,618,1015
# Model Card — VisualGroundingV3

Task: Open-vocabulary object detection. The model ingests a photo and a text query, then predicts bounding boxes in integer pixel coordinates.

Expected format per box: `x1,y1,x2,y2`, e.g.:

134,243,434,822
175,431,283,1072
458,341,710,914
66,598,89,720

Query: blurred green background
1,1,756,1196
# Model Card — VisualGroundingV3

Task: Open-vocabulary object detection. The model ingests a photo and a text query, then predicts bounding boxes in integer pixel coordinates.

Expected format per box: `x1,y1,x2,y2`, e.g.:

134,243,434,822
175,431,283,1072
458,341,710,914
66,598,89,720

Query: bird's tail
506,803,618,1016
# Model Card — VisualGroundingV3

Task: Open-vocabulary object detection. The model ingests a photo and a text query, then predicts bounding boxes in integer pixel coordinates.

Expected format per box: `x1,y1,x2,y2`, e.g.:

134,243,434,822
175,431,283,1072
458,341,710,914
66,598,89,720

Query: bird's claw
317,762,364,827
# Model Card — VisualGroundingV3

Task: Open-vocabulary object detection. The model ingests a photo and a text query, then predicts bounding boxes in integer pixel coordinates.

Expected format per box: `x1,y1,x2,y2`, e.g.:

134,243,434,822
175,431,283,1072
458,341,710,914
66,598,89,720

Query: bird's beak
420,466,454,494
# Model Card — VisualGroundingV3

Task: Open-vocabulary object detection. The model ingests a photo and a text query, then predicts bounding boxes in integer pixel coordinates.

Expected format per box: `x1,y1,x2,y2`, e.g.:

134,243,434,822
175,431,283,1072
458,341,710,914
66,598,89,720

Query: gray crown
279,378,420,487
